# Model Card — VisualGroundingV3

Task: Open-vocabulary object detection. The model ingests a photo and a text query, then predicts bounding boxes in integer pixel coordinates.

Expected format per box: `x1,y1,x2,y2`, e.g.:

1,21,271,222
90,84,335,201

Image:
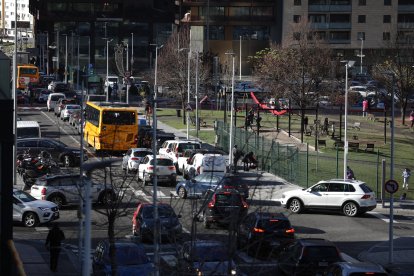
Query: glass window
359,0,366,5
205,26,224,40
311,183,329,192
384,0,391,5
233,26,270,40
358,15,366,23
293,32,301,40
384,15,391,23
17,140,38,147
252,7,273,17
328,183,346,192
102,111,136,125
294,15,301,23
13,190,37,202
199,6,224,17
383,32,391,40
230,7,250,17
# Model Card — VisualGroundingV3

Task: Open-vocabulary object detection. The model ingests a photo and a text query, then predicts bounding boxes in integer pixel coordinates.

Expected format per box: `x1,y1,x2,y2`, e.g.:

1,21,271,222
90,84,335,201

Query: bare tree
371,30,414,125
251,20,332,142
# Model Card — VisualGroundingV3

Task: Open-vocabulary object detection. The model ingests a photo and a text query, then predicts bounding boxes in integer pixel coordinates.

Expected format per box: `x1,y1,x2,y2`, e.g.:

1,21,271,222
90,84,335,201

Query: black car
277,238,343,275
237,212,295,256
16,138,87,167
200,189,249,229
217,174,249,199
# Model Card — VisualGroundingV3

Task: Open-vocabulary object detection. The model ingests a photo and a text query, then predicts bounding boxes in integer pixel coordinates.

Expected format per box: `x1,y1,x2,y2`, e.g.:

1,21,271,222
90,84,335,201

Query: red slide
250,92,288,116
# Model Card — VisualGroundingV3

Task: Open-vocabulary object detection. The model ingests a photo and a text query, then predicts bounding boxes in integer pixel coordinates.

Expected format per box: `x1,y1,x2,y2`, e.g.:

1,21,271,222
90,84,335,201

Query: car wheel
49,195,64,209
62,155,73,167
289,198,303,213
23,212,39,227
343,201,359,217
203,213,211,229
178,187,187,199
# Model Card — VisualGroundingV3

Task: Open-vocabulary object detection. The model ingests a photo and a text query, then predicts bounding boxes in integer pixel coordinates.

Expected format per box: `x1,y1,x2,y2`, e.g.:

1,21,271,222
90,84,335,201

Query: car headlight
231,269,237,275
38,207,50,211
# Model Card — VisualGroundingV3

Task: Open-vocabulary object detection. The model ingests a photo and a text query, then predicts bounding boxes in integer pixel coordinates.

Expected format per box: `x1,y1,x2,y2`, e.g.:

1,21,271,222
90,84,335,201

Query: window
294,0,301,5
358,0,366,5
358,15,366,23
233,26,270,40
384,15,391,23
294,15,301,23
205,25,224,40
384,0,391,5
383,32,391,40
357,32,365,40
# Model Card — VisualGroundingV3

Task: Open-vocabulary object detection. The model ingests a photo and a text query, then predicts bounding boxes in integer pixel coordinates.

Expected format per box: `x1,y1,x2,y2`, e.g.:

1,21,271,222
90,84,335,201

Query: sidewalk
14,240,79,276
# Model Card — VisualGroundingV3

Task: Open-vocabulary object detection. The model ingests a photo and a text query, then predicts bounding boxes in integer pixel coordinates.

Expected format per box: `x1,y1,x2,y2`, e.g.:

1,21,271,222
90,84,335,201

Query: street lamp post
340,60,355,179
125,42,129,104
150,43,163,276
225,51,235,169
195,51,199,138
239,36,242,80
64,34,68,83
106,38,113,102
357,38,365,74
178,47,191,139
131,33,134,76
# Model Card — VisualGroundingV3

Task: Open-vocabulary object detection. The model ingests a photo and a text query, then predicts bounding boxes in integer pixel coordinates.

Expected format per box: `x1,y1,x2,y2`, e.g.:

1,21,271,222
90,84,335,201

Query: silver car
13,189,59,227
121,148,153,173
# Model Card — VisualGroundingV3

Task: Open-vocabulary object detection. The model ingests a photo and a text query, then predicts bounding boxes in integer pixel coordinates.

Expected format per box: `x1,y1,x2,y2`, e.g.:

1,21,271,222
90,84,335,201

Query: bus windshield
102,111,136,125
19,68,38,75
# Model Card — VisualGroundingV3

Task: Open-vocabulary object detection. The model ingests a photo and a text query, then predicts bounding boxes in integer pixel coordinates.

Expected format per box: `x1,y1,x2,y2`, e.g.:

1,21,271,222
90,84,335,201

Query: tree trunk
300,106,305,143
401,104,407,125
108,212,117,276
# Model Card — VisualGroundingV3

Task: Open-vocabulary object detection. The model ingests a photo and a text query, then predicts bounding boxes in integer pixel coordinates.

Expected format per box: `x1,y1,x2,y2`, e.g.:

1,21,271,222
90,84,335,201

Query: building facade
0,0,34,43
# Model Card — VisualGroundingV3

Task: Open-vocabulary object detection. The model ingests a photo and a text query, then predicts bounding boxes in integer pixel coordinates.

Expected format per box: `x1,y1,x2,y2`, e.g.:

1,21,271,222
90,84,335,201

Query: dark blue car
92,240,154,276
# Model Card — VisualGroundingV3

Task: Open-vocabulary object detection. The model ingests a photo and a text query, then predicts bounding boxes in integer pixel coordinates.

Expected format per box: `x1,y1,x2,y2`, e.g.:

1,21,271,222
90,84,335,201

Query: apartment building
0,0,34,41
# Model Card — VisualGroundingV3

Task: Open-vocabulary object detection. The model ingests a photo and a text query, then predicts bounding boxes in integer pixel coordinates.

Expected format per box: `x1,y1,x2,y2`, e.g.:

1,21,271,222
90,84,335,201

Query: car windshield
48,139,67,147
257,219,291,231
178,143,200,152
13,190,37,202
150,159,173,166
133,151,152,157
17,127,39,139
191,245,228,262
302,246,340,262
66,105,80,110
142,206,176,219
359,184,373,193
111,245,149,265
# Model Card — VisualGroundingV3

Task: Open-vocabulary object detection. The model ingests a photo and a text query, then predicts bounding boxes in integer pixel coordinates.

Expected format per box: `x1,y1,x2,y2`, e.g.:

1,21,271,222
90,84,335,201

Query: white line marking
368,211,400,224
35,227,50,232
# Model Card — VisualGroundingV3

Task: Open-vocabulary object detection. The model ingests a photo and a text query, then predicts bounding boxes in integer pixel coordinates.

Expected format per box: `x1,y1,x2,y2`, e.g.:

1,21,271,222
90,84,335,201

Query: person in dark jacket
45,222,65,272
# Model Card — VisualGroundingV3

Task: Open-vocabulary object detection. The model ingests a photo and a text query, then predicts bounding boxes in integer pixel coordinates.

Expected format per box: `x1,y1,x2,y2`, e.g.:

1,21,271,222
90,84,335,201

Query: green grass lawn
156,107,414,200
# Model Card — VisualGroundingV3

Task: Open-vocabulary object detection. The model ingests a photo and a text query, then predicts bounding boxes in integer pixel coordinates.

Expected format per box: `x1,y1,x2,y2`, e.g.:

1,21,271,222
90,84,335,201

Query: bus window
102,111,136,125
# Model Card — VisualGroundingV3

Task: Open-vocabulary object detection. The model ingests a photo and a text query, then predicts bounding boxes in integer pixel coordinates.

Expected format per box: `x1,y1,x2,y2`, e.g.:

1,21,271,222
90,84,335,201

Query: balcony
398,22,414,29
328,38,351,44
311,22,351,29
309,5,351,12
398,5,414,12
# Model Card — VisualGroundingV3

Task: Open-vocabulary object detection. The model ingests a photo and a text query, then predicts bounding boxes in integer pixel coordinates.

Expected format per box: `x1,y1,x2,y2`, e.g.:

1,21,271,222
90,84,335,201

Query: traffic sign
385,179,399,194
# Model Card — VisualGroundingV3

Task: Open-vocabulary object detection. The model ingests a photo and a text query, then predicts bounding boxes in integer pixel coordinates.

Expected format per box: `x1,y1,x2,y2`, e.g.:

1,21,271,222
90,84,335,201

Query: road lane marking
368,211,400,224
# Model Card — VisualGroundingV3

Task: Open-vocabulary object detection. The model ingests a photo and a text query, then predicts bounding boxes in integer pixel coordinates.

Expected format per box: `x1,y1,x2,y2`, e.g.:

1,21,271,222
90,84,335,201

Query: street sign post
385,179,399,194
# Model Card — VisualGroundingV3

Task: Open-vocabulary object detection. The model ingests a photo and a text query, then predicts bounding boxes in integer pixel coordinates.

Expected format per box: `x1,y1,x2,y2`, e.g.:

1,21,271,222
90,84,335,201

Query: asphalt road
13,105,414,275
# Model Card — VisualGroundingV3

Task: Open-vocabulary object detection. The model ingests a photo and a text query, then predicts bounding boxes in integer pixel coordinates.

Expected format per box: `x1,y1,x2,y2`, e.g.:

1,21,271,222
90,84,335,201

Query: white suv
167,140,201,166
280,179,376,217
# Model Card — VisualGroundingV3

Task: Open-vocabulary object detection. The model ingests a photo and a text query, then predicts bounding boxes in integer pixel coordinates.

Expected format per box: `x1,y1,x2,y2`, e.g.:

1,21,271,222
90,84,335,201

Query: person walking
346,166,355,180
409,110,414,130
402,168,411,190
362,98,369,117
45,222,65,272
232,145,241,173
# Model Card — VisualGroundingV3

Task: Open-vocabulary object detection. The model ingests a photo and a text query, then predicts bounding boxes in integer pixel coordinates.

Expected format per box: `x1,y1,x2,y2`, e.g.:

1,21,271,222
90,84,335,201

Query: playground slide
250,92,288,116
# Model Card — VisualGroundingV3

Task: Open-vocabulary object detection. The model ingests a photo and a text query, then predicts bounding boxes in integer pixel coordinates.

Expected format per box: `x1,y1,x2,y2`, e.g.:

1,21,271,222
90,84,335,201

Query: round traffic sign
385,179,399,194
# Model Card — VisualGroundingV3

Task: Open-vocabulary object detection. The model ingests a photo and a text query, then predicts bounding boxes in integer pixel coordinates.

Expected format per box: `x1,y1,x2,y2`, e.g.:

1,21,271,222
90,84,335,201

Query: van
187,153,227,178
47,93,66,112
16,121,41,139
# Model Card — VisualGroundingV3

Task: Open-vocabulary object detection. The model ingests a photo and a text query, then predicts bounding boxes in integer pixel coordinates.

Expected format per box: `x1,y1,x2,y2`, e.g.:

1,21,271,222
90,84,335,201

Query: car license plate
318,261,328,267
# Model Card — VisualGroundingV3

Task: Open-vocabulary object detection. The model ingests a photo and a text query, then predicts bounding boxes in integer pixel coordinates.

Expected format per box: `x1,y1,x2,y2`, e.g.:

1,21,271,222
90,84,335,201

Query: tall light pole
131,33,134,76
357,37,365,74
239,36,242,80
225,51,235,168
125,42,129,104
106,38,113,102
150,43,163,276
341,60,355,179
64,34,68,83
195,51,199,138
56,30,60,80
178,47,191,139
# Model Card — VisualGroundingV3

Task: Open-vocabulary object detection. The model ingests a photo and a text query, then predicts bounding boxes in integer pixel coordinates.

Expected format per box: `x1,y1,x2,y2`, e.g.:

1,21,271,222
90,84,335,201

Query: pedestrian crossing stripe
35,227,50,232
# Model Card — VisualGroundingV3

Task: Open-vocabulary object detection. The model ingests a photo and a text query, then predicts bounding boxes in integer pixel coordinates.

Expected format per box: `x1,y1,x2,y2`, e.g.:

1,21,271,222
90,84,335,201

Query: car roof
17,121,40,128
297,238,337,247
250,211,289,220
320,179,366,185
183,240,225,247
130,148,152,152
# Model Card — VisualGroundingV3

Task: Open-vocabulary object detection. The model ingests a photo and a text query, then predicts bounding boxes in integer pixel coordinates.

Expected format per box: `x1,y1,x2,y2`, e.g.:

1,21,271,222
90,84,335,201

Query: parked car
280,179,377,217
217,174,250,199
48,81,70,93
237,212,295,256
158,139,177,156
177,240,239,276
121,148,153,173
93,240,154,276
277,238,343,275
13,188,59,227
138,155,177,186
33,88,51,103
60,104,81,121
176,172,225,199
16,89,26,104
30,174,115,208
167,140,201,166
179,149,226,176
200,188,249,228
16,137,87,167
47,93,66,112
16,120,41,139
185,153,227,179
54,98,77,117
324,261,388,276
132,202,182,242
68,110,81,126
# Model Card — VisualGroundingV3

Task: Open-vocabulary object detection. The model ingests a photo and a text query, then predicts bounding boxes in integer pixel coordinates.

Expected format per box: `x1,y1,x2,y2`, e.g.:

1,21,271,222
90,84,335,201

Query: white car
280,179,376,217
138,155,177,186
184,153,227,179
13,189,59,227
47,93,66,112
60,104,81,121
121,148,153,173
158,140,177,156
167,140,201,165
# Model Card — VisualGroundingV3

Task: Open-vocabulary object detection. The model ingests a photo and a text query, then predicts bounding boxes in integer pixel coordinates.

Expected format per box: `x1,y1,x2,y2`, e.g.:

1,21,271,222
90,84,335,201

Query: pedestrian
242,151,257,171
304,116,309,131
232,145,241,173
409,110,414,130
362,98,368,117
346,166,355,180
45,222,65,272
402,168,411,190
256,115,262,131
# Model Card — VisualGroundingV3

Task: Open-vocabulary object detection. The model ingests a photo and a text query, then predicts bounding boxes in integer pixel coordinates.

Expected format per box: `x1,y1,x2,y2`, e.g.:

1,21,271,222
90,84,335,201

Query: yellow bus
17,65,40,90
84,102,138,152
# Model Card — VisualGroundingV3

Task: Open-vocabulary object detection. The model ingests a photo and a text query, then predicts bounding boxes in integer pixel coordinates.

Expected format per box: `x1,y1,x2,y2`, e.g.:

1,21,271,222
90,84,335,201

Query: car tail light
196,166,200,174
242,199,249,208
133,134,138,144
148,166,154,171
361,194,371,199
131,157,139,161
252,227,265,233
168,166,175,170
41,187,47,200
208,195,216,208
285,228,295,234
